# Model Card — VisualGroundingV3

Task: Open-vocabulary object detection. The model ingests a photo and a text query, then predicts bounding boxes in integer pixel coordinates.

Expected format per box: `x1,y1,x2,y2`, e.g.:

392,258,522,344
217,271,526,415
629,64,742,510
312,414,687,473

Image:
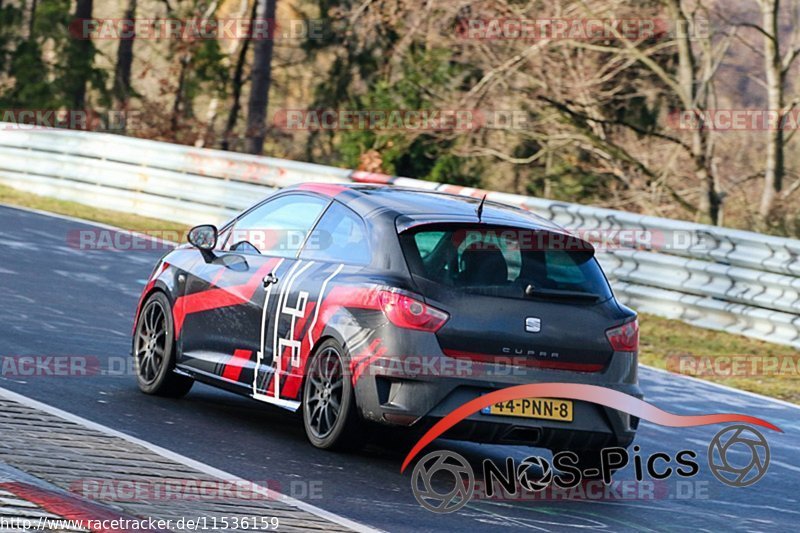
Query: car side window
414,231,446,260
301,202,370,265
229,193,328,257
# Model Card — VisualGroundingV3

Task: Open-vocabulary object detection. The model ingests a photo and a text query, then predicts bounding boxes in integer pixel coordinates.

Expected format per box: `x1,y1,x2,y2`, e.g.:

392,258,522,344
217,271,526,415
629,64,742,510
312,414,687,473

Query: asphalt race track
1,204,798,532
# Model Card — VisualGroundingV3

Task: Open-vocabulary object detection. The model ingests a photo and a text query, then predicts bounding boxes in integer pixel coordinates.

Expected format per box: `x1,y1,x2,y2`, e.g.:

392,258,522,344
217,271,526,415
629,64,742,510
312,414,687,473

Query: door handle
263,273,279,287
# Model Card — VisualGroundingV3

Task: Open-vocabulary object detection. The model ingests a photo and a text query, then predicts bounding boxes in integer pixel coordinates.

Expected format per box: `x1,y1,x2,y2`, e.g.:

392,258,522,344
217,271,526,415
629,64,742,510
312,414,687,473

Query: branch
537,96,694,153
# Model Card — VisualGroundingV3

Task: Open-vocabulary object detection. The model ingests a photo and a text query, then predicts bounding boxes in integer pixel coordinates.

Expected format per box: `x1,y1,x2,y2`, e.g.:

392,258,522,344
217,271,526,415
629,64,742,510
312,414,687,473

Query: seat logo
525,317,541,333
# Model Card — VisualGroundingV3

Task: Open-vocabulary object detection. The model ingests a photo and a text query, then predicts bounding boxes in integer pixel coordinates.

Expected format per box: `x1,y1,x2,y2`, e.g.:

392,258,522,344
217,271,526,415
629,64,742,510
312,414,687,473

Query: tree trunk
23,0,37,40
171,54,191,136
71,0,93,110
758,0,785,225
113,0,137,116
245,0,277,155
692,130,720,225
222,37,252,151
222,0,256,151
667,0,719,224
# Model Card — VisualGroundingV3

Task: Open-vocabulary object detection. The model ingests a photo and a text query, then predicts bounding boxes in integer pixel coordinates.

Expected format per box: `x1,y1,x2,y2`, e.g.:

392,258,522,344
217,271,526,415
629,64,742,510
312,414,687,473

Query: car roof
288,183,563,232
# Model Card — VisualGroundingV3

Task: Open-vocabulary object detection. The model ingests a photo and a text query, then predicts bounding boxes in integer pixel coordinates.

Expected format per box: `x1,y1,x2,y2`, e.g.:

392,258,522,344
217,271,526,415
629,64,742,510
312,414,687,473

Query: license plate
483,398,573,422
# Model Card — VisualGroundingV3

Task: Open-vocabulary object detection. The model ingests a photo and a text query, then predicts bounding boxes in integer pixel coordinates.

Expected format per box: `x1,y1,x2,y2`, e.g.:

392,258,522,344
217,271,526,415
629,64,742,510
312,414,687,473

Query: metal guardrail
1,125,798,349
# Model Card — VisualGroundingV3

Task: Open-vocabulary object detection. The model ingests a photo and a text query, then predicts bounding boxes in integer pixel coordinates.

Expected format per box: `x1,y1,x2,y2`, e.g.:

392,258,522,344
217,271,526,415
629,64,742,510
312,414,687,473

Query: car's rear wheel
133,292,193,398
302,339,360,450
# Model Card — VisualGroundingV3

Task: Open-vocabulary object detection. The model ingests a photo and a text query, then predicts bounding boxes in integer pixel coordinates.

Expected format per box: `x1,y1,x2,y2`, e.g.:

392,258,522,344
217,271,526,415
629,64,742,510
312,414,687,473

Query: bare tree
71,0,94,110
564,0,733,224
245,0,277,155
166,1,219,139
222,0,256,151
113,0,137,115
750,0,800,225
443,0,733,223
662,0,726,223
22,0,37,40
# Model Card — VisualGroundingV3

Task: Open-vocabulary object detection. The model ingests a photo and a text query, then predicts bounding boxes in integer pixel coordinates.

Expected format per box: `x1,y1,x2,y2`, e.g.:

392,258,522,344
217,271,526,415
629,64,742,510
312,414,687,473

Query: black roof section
290,182,562,231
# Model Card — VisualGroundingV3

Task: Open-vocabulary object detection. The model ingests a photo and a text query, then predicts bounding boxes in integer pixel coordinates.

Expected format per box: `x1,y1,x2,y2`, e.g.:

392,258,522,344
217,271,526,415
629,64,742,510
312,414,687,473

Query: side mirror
188,224,218,251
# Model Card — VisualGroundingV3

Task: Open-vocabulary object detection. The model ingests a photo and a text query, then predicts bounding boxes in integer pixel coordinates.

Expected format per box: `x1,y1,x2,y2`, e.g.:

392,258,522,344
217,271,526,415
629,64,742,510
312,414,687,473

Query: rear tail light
606,319,639,351
378,291,449,332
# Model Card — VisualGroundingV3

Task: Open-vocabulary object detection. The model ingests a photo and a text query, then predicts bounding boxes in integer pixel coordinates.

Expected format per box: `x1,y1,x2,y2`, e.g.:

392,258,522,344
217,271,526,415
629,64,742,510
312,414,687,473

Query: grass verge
0,184,188,235
2,184,798,404
640,313,799,404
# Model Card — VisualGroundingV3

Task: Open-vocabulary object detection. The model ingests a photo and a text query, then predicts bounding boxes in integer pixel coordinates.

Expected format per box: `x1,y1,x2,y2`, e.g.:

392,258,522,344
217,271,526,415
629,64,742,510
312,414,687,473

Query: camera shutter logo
411,450,474,513
516,456,553,492
707,425,770,487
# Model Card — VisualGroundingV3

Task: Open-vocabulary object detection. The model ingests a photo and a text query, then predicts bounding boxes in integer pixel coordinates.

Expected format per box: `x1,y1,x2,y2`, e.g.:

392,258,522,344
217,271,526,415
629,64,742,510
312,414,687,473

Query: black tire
133,292,193,398
302,339,361,450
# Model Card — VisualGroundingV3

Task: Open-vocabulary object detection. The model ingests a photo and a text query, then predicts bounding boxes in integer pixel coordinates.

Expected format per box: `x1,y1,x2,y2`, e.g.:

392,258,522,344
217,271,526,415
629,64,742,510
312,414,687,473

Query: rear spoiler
395,213,563,234
395,217,597,257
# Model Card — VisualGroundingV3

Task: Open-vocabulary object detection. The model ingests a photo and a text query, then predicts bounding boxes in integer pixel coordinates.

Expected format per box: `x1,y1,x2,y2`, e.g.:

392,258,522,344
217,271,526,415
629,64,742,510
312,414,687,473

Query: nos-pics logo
410,425,770,514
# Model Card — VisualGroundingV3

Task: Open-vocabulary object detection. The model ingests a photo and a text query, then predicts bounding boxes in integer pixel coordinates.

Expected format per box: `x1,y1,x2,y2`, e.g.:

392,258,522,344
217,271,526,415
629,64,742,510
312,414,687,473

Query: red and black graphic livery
132,183,642,451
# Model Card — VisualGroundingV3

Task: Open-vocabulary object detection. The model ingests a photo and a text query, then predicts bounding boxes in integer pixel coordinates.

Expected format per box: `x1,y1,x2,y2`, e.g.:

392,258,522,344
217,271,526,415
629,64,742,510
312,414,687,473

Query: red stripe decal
309,286,381,342
278,302,317,399
209,268,226,287
172,258,280,337
277,286,380,400
351,339,388,385
222,349,252,381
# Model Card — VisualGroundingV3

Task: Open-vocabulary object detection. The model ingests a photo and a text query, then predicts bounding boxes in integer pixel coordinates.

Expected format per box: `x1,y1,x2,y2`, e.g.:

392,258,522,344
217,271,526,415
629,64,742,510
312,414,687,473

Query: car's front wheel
133,292,193,398
302,339,360,450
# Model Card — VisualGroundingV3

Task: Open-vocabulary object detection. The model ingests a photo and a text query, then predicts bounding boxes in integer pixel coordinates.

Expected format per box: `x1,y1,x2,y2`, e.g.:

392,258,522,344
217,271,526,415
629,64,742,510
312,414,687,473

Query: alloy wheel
305,347,345,439
134,300,168,385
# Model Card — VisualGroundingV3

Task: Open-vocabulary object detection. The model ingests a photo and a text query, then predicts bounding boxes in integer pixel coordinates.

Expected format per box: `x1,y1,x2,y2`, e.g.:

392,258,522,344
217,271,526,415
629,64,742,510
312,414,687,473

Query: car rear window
401,225,612,301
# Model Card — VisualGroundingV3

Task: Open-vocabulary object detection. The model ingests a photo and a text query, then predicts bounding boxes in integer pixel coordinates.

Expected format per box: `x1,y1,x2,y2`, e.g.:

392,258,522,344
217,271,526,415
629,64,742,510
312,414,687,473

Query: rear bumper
352,336,641,451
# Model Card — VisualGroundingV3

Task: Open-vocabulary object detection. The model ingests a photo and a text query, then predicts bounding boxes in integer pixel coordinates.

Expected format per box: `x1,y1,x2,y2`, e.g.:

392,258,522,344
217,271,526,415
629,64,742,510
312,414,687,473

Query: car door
176,192,330,393
256,200,373,404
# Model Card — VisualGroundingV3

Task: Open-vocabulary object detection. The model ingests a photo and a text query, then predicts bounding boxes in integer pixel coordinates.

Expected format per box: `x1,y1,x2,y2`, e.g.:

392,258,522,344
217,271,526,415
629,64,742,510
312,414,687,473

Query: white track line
0,386,381,533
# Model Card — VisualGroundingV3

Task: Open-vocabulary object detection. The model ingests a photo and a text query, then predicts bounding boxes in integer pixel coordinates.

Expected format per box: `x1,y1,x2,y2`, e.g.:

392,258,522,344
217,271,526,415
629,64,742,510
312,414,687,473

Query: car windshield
401,225,612,301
